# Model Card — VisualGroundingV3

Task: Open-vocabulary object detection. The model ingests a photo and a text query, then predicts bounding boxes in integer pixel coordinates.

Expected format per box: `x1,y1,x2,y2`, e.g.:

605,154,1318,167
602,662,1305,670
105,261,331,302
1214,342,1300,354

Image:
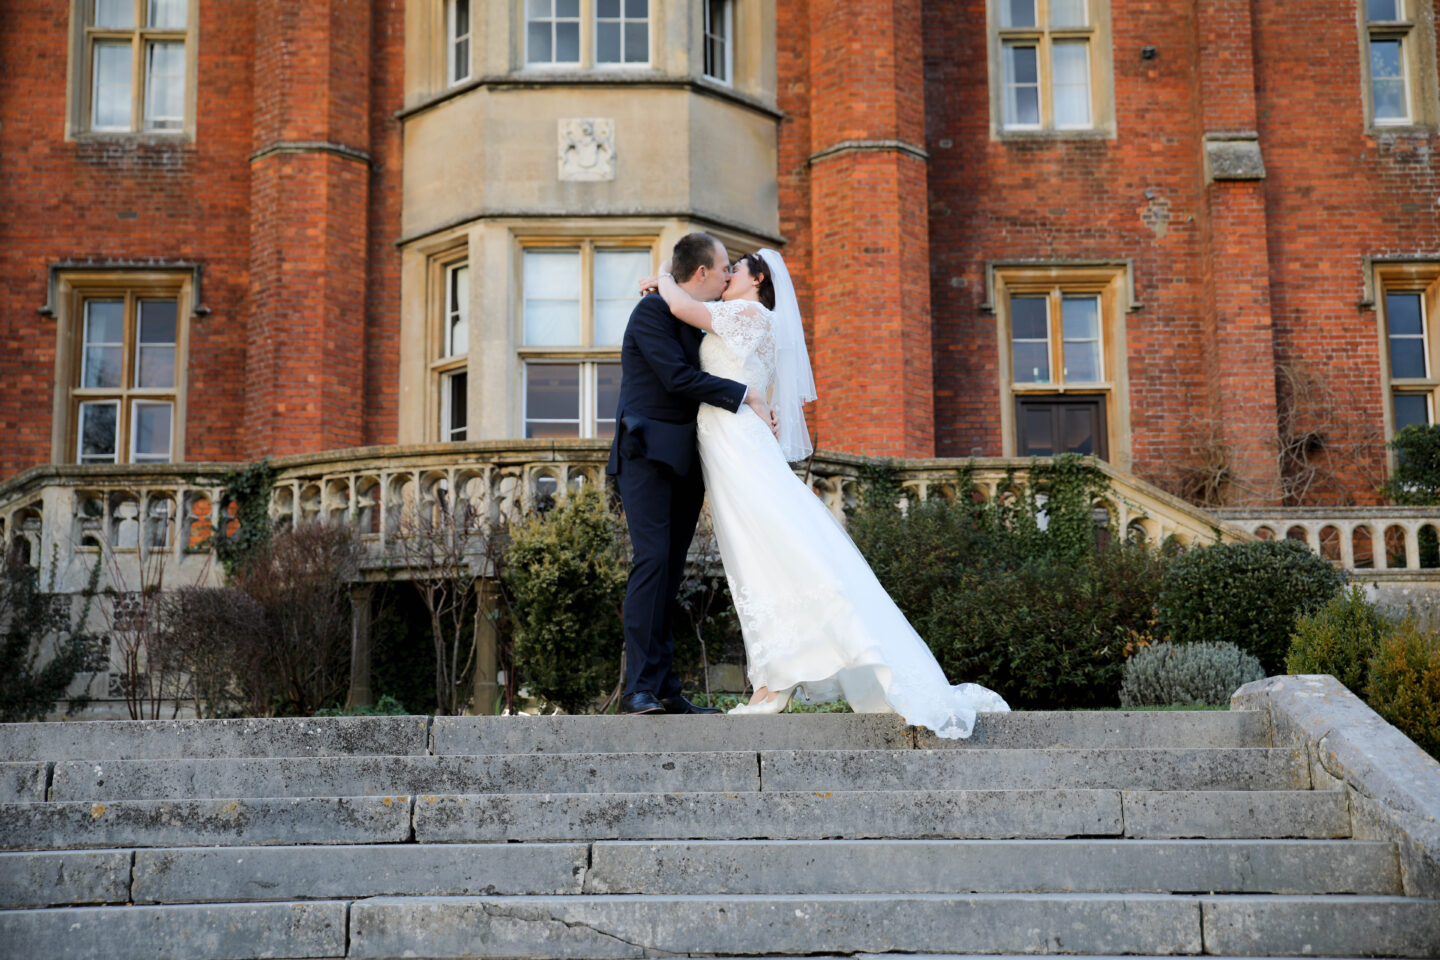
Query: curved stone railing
1213,507,1440,573
0,442,1255,596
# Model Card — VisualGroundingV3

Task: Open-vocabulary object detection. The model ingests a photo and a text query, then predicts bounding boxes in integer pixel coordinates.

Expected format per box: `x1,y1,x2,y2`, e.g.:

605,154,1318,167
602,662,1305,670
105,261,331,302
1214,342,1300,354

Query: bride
645,248,1010,738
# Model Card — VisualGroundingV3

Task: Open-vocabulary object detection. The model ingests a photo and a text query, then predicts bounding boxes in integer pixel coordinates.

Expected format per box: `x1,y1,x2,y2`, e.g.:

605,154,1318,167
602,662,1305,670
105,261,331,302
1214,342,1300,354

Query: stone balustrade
0,443,1260,598
1213,507,1440,574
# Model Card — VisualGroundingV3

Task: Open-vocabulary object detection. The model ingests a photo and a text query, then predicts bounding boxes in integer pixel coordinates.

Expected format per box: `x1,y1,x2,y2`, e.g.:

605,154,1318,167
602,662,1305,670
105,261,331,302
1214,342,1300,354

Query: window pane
92,42,133,130
132,402,173,462
94,0,134,28
1060,405,1097,455
448,265,469,357
526,364,581,437
1052,42,1091,127
139,300,177,343
453,38,470,83
623,21,648,62
84,301,125,389
1391,338,1428,379
625,0,647,16
1003,46,1040,127
1050,0,1086,27
1014,342,1051,383
144,41,186,130
1394,393,1431,430
1022,407,1053,456
1011,296,1047,339
86,300,125,344
1369,0,1400,21
527,0,551,16
453,0,469,35
557,0,578,15
594,250,649,346
598,0,620,15
1371,39,1406,121
556,22,580,62
147,0,186,28
524,251,581,345
527,22,552,62
595,362,622,438
1002,0,1036,28
1062,297,1101,382
597,21,621,62
1387,292,1423,336
79,402,119,463
445,371,468,442
136,301,178,389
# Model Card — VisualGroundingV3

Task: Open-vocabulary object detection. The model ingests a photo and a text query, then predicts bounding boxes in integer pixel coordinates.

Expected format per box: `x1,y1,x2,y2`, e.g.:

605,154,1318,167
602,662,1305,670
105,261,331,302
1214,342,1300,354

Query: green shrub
314,694,408,717
1285,584,1389,693
1365,619,1440,759
1380,423,1440,505
850,455,1168,709
504,487,628,713
1119,640,1265,707
1155,539,1345,675
0,549,101,722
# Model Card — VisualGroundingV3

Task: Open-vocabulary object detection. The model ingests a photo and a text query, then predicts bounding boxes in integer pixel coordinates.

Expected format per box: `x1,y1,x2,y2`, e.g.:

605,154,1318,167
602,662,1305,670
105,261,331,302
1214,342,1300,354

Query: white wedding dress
695,298,1010,738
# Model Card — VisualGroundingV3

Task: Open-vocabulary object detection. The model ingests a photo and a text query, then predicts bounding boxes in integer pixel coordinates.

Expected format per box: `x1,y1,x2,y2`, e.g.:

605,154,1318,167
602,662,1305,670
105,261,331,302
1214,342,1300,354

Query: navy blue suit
607,293,747,698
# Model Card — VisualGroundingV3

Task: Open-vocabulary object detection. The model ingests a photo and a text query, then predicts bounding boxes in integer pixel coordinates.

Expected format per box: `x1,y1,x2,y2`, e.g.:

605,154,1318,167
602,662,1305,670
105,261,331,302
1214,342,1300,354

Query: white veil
758,248,817,462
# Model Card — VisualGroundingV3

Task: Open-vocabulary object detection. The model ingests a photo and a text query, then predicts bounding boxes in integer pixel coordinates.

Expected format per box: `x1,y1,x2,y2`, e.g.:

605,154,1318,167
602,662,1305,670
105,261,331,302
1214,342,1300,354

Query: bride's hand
638,275,659,295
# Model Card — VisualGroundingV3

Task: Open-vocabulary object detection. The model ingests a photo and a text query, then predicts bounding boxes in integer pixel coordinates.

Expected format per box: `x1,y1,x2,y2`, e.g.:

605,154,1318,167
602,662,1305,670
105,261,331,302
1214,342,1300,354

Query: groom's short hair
671,233,722,283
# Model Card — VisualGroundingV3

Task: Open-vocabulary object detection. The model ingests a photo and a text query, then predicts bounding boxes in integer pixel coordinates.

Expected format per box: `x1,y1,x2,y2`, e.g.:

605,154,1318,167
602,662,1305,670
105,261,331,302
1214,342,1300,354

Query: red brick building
3,0,1438,508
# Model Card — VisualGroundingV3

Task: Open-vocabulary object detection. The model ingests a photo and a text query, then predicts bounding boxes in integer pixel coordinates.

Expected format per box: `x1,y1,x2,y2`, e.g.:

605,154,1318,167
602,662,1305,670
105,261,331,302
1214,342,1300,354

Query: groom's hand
744,391,780,439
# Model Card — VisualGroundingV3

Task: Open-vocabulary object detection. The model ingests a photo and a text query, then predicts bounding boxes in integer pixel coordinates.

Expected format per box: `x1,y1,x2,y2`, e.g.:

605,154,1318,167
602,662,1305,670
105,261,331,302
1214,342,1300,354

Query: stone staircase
1,710,1437,959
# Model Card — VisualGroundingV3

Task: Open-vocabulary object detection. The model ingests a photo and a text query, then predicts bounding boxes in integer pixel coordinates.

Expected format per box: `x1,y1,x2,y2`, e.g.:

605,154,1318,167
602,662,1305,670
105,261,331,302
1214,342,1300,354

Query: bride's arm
649,261,714,332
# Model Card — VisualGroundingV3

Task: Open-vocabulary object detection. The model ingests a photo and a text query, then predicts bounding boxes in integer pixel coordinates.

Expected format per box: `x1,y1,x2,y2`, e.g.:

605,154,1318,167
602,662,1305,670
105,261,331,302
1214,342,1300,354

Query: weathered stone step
0,761,47,801
413,789,1350,842
49,751,760,801
0,901,346,960
0,838,1396,908
0,715,429,761
432,710,1271,754
339,893,1440,958
0,796,413,850
581,838,1402,896
759,746,1308,792
0,710,1271,763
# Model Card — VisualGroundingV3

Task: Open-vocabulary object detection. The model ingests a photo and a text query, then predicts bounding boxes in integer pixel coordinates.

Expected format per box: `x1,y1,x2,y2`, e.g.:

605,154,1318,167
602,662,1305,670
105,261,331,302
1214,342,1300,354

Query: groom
607,233,776,715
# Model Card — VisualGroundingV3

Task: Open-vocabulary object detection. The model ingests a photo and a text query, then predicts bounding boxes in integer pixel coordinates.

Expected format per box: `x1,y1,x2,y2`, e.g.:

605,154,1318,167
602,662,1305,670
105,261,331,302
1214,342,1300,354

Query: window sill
69,130,193,145
1367,123,1439,138
993,127,1115,142
398,73,782,122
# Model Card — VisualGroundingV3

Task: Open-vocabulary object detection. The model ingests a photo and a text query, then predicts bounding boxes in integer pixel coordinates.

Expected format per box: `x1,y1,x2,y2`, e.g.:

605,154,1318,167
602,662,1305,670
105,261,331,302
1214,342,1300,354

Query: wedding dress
695,297,1010,738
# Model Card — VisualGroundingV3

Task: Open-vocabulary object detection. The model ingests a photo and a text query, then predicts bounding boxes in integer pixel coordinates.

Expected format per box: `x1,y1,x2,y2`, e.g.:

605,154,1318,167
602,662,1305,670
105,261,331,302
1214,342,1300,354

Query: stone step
432,710,1272,754
0,838,1384,907
758,746,1308,792
0,715,430,761
49,751,760,801
0,761,47,801
5,894,1435,960
412,789,1351,842
0,788,1351,851
0,711,1271,762
0,796,413,850
43,745,1302,801
338,893,1440,958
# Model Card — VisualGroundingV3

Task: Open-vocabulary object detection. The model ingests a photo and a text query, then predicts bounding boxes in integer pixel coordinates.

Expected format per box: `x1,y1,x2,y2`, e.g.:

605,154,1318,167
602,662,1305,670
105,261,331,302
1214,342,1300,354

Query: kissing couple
605,233,1009,738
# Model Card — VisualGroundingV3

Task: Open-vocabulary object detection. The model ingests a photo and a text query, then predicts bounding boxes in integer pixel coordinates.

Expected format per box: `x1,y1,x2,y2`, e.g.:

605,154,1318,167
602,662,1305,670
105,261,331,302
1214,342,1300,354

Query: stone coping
1232,674,1440,897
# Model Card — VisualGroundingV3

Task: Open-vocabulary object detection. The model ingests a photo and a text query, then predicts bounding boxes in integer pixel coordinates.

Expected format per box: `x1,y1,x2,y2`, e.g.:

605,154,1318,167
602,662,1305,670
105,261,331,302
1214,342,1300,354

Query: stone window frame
518,0,655,71
64,0,200,141
429,248,471,443
987,261,1134,468
48,268,194,466
513,235,656,440
447,0,474,87
1358,0,1440,133
1373,261,1440,458
985,0,1116,140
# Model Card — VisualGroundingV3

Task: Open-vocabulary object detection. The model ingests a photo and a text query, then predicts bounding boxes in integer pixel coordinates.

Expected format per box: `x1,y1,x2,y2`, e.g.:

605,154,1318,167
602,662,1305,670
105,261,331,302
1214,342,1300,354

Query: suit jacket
606,293,747,476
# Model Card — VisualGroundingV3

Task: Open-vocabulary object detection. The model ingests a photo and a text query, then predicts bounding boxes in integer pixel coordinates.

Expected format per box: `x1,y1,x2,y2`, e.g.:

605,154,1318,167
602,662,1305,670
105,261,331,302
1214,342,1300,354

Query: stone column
345,582,375,709
471,580,501,714
1195,0,1283,504
245,0,372,458
805,0,934,458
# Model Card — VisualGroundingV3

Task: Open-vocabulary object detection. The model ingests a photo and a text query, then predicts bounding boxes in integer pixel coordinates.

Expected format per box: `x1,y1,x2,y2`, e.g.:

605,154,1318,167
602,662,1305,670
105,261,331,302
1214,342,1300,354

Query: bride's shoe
727,686,795,715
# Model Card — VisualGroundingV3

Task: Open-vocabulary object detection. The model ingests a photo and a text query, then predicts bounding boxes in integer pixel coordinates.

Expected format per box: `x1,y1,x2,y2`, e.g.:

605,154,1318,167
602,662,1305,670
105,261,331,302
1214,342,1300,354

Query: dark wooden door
1016,395,1108,460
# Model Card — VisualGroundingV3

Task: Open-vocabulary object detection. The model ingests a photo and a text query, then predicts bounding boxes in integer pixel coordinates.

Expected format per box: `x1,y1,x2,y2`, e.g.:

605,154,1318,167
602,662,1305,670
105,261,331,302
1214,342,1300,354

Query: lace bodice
699,299,775,397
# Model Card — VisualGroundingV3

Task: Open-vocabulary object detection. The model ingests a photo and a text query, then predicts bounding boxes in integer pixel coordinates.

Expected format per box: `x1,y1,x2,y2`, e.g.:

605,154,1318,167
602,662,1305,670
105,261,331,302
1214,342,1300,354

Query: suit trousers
614,452,705,698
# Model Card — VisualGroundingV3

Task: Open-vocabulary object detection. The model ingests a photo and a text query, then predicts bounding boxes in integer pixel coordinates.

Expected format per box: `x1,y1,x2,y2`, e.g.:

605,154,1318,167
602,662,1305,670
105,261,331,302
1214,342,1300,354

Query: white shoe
727,687,795,715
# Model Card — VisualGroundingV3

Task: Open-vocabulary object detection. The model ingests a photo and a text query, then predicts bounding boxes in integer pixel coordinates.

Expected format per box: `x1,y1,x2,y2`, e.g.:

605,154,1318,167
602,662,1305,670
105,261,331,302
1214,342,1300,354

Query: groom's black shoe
620,692,666,715
660,693,721,715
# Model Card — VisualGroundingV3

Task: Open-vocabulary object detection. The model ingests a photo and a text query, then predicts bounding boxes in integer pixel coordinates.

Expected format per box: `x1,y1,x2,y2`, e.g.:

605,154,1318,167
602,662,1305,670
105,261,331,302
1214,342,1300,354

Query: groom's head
671,232,730,301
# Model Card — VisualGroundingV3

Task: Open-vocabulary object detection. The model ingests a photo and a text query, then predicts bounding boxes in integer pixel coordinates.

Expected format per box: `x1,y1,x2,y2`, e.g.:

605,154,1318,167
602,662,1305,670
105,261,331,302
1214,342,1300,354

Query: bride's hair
739,253,776,310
